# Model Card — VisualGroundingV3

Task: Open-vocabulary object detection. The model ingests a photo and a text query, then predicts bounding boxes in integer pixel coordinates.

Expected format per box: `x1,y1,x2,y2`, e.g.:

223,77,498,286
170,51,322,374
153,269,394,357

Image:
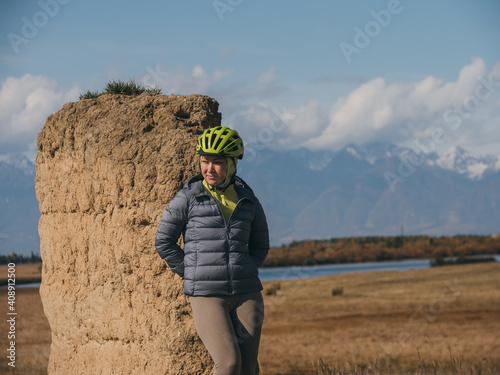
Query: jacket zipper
209,193,248,295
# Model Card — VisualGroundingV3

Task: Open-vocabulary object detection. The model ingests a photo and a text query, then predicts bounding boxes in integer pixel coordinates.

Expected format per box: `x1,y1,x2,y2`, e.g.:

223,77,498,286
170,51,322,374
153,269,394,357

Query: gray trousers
189,292,264,375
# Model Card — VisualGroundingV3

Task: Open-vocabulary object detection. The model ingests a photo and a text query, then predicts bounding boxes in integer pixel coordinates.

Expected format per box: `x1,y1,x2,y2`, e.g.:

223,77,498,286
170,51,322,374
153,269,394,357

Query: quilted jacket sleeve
155,189,189,278
248,201,270,267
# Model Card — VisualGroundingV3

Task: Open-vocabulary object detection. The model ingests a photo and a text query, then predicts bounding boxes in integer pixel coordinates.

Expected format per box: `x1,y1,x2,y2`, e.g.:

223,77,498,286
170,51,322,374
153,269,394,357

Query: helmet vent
213,137,223,151
196,126,244,159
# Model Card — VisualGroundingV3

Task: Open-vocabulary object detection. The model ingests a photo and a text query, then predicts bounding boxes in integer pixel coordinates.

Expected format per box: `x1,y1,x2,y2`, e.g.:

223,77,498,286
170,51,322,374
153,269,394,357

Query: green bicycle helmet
196,126,244,159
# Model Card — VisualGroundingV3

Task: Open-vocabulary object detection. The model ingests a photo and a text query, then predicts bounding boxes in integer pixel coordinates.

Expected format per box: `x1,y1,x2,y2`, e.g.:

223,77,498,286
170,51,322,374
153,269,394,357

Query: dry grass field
259,262,500,374
0,287,50,374
0,262,498,374
0,262,49,374
0,263,42,284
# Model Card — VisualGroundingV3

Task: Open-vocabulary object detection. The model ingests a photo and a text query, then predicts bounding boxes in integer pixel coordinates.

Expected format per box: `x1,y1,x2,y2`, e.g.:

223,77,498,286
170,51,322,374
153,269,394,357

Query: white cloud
140,64,288,112
0,74,79,156
145,59,499,156
0,66,288,158
246,66,288,99
278,100,326,138
140,64,234,95
295,57,500,152
7,60,495,160
257,66,276,84
225,102,291,153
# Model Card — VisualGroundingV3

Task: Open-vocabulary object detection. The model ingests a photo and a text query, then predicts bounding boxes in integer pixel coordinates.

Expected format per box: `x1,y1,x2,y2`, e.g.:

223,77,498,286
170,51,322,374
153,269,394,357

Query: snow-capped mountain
344,142,405,164
436,146,500,179
345,143,500,180
240,143,500,245
1,144,499,254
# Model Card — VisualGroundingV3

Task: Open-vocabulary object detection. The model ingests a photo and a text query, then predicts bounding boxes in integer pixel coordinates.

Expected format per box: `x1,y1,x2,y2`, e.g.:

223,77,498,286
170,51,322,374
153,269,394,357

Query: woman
155,126,270,375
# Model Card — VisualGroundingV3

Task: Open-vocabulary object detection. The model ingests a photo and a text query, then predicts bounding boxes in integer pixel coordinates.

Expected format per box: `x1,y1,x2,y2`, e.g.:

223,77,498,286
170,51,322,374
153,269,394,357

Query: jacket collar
186,174,258,203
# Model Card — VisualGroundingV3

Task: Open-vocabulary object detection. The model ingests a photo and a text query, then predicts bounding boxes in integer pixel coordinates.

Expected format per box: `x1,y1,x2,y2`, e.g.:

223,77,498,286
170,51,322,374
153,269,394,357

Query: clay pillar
35,94,220,374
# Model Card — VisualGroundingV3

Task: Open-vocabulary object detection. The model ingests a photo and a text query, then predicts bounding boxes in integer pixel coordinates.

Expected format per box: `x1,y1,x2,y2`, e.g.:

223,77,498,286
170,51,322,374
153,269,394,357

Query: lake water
14,256,500,287
18,260,428,287
17,282,42,288
258,255,500,281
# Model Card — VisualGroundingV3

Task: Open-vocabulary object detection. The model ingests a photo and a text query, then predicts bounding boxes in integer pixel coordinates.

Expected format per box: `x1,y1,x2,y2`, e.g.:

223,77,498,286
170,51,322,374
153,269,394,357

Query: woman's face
201,155,227,186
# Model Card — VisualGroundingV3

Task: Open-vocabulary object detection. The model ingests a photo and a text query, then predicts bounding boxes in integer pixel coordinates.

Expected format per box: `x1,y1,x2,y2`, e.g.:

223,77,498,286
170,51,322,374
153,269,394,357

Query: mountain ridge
0,154,40,256
239,143,500,245
1,143,499,253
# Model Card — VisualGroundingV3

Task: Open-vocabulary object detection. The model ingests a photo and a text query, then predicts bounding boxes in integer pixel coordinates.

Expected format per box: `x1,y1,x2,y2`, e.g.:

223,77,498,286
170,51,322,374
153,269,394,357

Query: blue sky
1,0,500,160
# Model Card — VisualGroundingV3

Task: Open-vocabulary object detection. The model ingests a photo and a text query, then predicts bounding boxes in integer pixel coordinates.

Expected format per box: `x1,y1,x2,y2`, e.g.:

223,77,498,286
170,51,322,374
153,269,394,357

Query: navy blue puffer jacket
155,174,269,296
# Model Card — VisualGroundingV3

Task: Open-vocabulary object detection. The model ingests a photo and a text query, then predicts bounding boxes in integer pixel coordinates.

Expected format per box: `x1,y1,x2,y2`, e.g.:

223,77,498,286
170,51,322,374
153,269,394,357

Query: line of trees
262,234,500,267
0,252,42,265
3,235,498,267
